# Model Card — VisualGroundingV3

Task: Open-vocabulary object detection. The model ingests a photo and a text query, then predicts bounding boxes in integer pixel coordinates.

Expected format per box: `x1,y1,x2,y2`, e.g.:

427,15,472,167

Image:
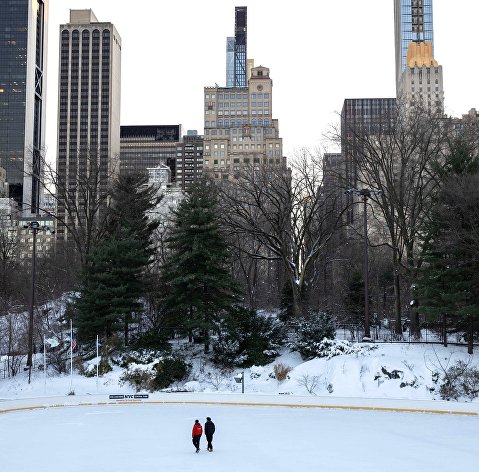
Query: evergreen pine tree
417,137,479,353
75,173,159,344
161,181,238,353
75,236,146,343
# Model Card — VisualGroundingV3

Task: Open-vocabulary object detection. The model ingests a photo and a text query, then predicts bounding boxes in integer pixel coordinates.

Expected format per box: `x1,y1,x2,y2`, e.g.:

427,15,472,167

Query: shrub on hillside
120,354,191,392
213,308,285,368
314,338,378,359
439,360,479,401
289,311,336,359
273,363,292,382
114,349,163,368
130,332,171,352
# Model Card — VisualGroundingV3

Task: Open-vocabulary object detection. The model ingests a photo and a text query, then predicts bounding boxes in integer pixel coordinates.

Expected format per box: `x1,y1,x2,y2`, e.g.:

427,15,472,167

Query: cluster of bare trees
218,149,347,317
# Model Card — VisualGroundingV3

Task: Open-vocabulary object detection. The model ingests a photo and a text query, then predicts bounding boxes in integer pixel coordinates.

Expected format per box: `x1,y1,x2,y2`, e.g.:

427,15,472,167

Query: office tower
0,0,48,214
120,125,181,180
203,65,286,180
394,0,434,93
56,10,121,242
226,37,235,87
341,98,397,223
397,41,443,113
175,133,204,190
234,6,247,88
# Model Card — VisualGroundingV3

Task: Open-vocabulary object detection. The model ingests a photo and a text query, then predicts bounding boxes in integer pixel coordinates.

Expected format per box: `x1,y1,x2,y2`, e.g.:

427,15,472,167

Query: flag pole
96,335,99,391
43,335,46,394
70,319,73,393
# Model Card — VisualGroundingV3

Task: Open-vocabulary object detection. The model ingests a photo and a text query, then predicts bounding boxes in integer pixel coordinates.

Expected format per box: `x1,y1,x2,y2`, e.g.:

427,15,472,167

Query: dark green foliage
75,174,159,344
161,181,238,352
130,332,171,352
289,311,336,360
75,237,146,343
150,356,191,390
120,354,191,392
344,271,365,326
213,308,284,367
107,172,161,258
115,349,165,368
417,136,479,351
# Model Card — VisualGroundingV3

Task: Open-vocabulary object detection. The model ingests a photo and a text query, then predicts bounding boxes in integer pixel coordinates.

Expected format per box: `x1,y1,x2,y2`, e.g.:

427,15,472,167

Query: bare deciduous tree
337,103,446,335
218,150,347,317
37,149,117,264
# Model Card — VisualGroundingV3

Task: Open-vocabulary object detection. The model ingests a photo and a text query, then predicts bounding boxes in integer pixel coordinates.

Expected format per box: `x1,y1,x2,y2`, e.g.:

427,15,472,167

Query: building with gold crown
397,41,443,113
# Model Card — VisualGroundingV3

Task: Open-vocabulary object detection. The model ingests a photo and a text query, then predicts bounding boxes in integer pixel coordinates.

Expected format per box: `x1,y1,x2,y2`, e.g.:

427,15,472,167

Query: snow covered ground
1,342,477,401
0,343,478,471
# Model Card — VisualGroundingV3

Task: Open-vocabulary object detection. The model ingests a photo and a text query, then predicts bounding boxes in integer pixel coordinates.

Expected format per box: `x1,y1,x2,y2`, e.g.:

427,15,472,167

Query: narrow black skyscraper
234,6,247,88
0,0,48,213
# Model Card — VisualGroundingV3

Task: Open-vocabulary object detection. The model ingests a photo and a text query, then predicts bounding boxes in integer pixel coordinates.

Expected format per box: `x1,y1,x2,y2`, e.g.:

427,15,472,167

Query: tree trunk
203,329,210,354
468,315,474,355
406,243,421,339
124,314,129,346
392,258,402,335
291,279,303,317
442,314,447,347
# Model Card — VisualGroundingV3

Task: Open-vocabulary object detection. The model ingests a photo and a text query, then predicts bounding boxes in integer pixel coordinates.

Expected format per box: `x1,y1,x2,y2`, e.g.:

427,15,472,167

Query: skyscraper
56,10,121,243
120,125,181,180
234,6,247,88
394,0,433,92
226,37,235,87
397,41,443,113
0,0,48,214
341,98,396,223
203,65,286,181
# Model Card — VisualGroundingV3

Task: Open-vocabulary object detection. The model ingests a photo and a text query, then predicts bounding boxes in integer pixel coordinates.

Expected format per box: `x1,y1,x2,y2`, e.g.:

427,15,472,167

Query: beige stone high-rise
397,41,444,113
203,65,286,179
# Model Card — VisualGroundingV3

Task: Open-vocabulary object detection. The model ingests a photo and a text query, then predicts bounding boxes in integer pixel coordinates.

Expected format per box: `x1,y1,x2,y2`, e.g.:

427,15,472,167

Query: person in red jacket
192,419,203,453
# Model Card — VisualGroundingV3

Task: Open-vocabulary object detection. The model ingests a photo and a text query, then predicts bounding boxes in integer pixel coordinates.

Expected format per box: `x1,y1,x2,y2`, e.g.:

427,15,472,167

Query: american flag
71,335,77,352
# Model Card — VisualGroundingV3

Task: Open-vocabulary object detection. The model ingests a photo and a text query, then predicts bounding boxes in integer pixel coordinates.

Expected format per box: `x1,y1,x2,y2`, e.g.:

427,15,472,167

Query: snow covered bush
291,333,378,360
315,339,378,359
114,349,162,367
150,356,191,390
289,311,336,359
439,360,479,401
213,308,285,368
120,355,191,392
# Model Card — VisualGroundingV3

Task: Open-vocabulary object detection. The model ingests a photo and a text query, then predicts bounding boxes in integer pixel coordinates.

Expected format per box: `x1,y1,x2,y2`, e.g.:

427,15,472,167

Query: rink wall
1,393,478,416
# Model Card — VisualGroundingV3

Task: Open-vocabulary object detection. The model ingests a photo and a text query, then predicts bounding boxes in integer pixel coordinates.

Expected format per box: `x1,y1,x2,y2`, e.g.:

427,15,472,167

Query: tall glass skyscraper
234,6,247,88
226,37,235,87
0,0,48,213
394,0,433,91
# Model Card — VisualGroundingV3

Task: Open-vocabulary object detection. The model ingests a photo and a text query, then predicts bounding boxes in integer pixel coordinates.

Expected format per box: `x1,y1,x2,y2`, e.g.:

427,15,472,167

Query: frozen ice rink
0,396,478,472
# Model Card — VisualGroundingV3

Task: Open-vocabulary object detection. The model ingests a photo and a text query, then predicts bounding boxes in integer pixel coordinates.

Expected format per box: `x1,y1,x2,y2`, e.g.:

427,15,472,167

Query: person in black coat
204,417,216,452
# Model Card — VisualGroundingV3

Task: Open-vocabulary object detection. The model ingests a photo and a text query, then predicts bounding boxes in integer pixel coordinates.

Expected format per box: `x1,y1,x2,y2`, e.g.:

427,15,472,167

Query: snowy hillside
1,342,477,403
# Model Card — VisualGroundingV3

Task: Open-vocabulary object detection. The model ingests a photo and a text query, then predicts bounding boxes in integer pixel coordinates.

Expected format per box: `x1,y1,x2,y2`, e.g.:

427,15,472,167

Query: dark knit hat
206,417,211,421
195,419,199,423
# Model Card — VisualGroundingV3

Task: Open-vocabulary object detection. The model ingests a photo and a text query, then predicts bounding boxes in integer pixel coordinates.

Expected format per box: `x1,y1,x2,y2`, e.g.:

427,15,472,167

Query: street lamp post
346,188,383,341
25,221,54,384
234,372,245,393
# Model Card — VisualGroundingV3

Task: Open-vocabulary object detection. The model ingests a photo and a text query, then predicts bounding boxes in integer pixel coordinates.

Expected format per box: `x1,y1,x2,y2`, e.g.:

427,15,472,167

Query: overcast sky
45,0,479,160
